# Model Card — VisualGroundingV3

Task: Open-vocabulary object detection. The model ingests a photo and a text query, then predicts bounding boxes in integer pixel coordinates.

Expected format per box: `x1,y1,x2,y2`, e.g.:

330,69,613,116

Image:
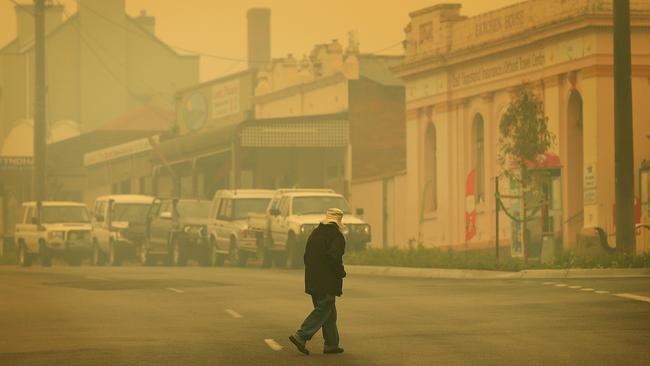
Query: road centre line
580,288,595,292
264,339,283,351
166,288,184,293
543,282,556,285
595,290,610,294
615,293,650,303
226,309,243,318
569,286,582,289
554,284,568,287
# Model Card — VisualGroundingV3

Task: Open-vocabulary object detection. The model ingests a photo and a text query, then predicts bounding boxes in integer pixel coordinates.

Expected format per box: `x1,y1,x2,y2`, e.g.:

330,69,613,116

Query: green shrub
344,246,650,271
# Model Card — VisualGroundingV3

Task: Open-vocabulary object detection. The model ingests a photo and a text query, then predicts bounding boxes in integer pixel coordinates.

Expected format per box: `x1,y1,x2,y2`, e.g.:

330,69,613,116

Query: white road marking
166,288,184,293
569,286,582,289
85,276,107,281
580,288,595,292
595,290,610,294
543,282,556,285
615,293,650,303
226,309,243,318
264,339,283,351
554,284,568,287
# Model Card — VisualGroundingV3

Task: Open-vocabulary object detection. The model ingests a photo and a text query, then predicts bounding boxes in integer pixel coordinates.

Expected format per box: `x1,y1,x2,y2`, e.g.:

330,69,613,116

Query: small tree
499,85,554,187
498,84,555,262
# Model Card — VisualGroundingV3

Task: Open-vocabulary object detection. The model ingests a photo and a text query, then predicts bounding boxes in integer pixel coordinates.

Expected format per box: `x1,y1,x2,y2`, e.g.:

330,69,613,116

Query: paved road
1,264,649,366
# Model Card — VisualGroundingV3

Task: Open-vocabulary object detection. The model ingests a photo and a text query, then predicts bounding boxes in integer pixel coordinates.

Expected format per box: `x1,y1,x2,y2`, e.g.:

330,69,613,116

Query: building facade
393,0,650,253
254,38,407,248
0,0,199,154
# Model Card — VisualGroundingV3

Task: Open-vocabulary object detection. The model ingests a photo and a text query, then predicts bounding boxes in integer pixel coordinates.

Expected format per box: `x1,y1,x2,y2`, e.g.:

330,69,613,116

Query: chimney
247,8,271,70
15,3,64,48
134,9,155,34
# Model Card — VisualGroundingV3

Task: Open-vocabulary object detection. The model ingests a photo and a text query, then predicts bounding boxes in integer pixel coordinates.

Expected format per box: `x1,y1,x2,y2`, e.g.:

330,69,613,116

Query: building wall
0,1,199,153
397,0,650,253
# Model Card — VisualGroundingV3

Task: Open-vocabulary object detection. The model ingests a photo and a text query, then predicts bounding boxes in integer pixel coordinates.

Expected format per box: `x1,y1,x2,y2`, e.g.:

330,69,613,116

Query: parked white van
208,189,274,266
90,195,155,266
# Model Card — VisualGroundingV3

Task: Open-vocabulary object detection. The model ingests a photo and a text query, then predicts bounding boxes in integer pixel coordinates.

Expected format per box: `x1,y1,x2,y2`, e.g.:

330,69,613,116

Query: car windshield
233,198,271,220
41,206,90,223
177,200,210,219
112,203,151,223
292,196,352,215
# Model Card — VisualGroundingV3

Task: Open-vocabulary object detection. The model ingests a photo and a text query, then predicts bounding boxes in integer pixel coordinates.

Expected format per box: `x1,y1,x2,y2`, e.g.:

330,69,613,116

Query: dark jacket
304,223,346,296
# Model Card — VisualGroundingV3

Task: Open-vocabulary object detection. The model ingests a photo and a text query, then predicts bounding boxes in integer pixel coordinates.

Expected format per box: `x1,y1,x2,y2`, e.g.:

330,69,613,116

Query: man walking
289,208,346,355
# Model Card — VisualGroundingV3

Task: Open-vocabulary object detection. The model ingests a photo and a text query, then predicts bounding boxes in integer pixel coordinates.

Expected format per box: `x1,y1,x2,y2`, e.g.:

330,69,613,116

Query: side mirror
270,208,280,216
31,217,39,225
160,211,173,220
95,214,105,222
355,208,365,216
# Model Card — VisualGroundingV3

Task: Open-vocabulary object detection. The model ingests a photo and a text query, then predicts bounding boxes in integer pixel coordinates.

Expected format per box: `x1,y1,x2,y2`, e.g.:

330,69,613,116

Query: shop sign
84,136,159,167
211,79,240,119
0,156,33,171
450,49,545,89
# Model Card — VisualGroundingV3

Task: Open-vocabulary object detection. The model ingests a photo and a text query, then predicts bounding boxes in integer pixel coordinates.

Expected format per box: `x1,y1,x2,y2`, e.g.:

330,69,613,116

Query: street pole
495,176,500,266
613,0,636,254
33,0,47,203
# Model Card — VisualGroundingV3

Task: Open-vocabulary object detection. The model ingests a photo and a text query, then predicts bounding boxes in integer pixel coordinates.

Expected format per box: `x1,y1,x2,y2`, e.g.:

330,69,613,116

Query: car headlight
362,224,371,235
48,231,65,240
183,226,192,233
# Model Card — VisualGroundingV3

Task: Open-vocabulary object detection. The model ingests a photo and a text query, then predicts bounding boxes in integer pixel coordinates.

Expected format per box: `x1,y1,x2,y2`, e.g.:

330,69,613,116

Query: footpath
346,265,650,280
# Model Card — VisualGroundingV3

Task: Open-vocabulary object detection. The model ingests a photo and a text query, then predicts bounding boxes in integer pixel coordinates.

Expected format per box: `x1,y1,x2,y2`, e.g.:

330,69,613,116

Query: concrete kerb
346,265,650,280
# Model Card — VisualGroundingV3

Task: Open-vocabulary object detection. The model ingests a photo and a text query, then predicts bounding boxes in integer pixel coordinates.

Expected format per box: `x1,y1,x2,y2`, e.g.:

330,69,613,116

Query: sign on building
211,79,240,119
0,156,33,171
84,136,159,166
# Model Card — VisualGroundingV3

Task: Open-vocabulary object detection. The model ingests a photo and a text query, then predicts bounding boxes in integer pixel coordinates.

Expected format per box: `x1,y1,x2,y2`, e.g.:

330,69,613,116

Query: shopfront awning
238,113,349,148
155,123,238,164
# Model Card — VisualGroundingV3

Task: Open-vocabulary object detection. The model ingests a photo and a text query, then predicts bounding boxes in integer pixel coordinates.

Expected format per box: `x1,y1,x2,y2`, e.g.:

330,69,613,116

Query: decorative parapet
403,0,650,64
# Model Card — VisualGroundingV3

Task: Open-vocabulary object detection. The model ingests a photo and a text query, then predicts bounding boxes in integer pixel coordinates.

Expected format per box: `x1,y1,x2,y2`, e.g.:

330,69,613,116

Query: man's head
322,208,345,229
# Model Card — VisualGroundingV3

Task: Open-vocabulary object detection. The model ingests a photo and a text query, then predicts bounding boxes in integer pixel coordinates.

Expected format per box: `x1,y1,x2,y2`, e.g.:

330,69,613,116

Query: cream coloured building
393,0,650,253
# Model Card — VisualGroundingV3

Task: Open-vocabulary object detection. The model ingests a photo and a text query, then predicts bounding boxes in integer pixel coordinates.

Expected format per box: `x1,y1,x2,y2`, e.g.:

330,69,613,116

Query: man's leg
321,296,340,350
295,295,335,343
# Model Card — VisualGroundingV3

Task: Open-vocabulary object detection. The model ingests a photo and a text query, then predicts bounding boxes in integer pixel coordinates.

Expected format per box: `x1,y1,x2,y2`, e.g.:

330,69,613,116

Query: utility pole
33,0,47,203
613,0,636,254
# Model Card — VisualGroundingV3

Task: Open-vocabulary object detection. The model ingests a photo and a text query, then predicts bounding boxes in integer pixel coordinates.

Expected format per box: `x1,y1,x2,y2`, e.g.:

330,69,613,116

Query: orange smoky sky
0,0,520,81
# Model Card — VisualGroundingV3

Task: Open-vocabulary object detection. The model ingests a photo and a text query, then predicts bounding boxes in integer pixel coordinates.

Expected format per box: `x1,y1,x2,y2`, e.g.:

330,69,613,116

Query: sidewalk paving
346,265,650,280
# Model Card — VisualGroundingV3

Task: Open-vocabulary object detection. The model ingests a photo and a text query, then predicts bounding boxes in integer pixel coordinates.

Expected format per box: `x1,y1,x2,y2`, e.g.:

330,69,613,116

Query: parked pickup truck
14,201,92,267
248,189,371,268
146,198,211,266
208,189,274,267
90,195,155,266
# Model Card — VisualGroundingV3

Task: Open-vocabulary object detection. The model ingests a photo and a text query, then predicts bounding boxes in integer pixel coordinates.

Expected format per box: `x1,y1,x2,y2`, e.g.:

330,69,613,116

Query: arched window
473,114,485,203
424,122,437,212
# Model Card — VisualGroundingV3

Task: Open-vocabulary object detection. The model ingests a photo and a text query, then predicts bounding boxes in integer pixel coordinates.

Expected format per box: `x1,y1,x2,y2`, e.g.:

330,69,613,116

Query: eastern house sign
182,92,208,132
0,156,33,171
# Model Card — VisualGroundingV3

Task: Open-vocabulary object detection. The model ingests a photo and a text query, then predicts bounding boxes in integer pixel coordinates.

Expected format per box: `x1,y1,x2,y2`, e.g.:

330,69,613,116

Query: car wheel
285,235,302,269
92,243,105,266
229,239,243,266
108,242,122,266
18,242,32,267
171,236,187,267
139,242,154,266
210,240,225,267
40,242,52,267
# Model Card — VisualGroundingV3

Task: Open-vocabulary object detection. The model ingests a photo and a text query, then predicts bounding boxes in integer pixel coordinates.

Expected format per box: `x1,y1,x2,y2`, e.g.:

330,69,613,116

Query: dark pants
296,294,339,347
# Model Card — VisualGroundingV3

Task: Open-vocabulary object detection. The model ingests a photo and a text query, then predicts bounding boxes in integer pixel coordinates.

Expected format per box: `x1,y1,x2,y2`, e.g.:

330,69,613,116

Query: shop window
424,123,438,212
473,114,485,203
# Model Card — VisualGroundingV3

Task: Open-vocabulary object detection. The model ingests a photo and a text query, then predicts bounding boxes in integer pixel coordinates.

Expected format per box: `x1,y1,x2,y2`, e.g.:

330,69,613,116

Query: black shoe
289,335,309,355
324,347,344,354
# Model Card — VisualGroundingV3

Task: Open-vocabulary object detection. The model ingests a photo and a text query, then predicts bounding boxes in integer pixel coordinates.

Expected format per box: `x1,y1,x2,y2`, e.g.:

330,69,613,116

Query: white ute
14,201,93,267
